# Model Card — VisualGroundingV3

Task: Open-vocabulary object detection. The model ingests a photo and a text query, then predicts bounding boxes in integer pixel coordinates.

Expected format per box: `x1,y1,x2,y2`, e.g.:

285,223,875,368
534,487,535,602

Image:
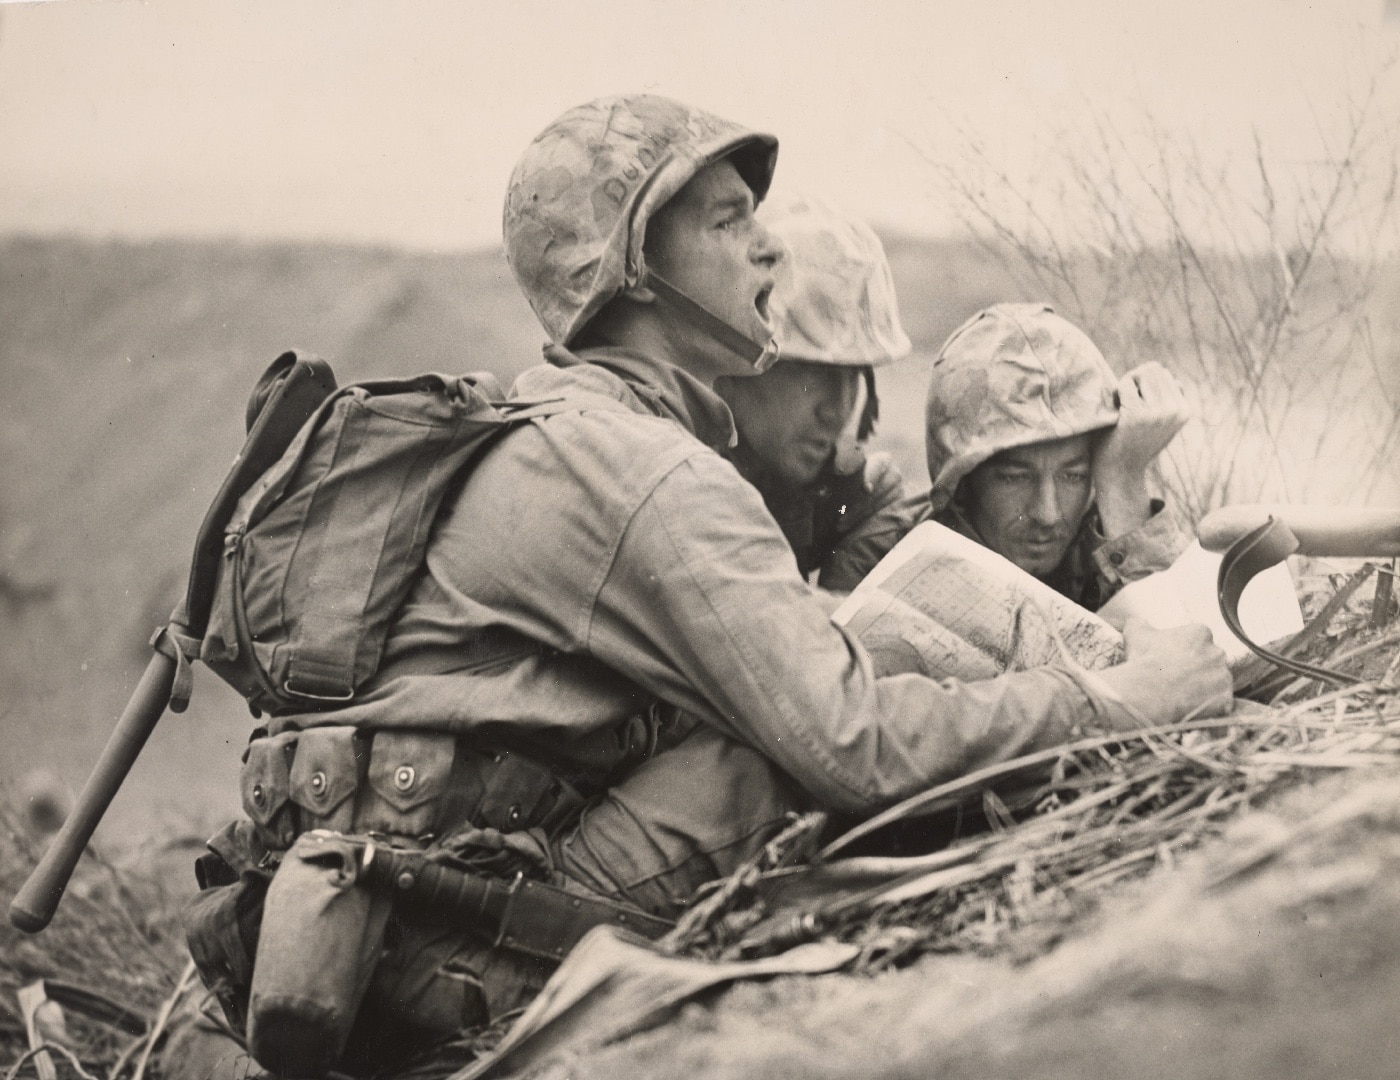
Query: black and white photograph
2,2,1399,1077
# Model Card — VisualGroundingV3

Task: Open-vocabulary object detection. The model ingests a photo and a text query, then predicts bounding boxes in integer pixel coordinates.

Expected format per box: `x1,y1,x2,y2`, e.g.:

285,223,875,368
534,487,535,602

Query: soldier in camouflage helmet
504,93,782,371
922,302,1193,609
716,196,922,590
178,97,1229,1077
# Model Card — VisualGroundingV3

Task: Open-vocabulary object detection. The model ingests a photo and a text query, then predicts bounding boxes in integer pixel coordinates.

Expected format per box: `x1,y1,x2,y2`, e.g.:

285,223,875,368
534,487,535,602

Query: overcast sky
1,0,1397,250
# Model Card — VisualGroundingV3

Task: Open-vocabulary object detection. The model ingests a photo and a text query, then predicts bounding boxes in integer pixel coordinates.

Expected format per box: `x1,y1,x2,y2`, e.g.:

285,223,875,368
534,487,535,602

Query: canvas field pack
200,353,565,717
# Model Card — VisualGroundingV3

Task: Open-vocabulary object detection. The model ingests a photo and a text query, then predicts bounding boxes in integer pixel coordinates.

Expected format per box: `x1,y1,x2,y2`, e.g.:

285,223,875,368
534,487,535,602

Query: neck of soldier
588,302,750,390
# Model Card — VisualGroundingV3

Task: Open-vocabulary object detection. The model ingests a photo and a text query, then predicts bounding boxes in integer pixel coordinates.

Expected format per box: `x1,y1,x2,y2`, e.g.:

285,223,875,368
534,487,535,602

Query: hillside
1,234,1398,1080
0,237,556,834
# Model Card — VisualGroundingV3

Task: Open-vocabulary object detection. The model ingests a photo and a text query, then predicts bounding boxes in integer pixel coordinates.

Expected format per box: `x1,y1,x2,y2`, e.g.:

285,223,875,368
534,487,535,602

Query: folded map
831,521,1125,680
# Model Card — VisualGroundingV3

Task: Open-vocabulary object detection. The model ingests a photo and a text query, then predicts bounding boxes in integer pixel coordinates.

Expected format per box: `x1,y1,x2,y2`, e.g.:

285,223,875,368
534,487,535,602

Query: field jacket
725,443,919,592
312,345,1108,815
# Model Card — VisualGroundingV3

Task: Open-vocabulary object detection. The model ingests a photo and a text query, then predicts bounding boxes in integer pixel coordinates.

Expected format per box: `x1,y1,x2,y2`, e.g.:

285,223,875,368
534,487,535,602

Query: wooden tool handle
8,652,176,933
1199,505,1400,558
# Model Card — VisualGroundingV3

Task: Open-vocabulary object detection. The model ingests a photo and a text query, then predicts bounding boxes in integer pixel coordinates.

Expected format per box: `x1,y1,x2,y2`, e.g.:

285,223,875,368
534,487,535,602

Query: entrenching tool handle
8,352,336,935
1199,505,1400,558
9,651,176,933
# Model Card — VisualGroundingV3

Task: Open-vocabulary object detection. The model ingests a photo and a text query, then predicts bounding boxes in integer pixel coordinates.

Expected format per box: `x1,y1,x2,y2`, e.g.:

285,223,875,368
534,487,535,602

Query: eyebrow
704,191,753,216
998,450,1090,469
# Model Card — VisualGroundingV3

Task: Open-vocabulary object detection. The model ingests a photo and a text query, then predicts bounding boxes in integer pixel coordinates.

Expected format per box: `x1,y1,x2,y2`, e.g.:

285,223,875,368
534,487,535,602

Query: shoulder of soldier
498,360,727,507
512,357,637,411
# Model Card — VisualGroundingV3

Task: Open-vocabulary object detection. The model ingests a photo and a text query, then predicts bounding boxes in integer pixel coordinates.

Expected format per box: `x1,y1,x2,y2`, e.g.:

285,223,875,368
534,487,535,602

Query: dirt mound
527,765,1400,1080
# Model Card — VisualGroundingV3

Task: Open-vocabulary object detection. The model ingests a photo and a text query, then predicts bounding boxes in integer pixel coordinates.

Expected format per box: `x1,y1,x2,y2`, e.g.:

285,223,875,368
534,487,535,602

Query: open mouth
754,283,774,327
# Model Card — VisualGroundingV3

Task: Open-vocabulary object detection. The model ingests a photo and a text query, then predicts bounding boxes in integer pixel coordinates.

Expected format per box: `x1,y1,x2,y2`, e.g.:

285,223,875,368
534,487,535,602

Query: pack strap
282,405,436,703
150,623,203,713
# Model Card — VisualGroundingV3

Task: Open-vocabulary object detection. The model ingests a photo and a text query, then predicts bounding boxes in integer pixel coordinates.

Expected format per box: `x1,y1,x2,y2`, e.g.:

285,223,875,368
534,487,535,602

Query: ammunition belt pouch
239,726,585,849
189,724,677,1072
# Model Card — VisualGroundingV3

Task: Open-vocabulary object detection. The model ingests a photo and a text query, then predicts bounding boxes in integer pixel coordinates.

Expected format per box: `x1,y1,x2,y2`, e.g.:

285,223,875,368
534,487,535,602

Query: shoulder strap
279,383,596,707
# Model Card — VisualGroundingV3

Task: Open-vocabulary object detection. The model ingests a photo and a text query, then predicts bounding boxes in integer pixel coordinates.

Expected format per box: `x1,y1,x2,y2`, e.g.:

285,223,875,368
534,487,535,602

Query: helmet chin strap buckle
753,337,780,374
645,270,777,373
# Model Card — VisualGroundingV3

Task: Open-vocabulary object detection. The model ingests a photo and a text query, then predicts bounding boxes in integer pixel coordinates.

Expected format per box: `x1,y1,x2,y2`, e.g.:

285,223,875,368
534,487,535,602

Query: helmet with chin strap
503,93,780,370
760,195,912,440
925,302,1120,512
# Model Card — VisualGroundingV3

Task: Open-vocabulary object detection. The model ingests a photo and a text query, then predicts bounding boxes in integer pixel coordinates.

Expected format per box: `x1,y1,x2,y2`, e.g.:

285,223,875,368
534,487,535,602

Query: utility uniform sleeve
815,464,926,594
587,451,1105,815
1089,498,1193,594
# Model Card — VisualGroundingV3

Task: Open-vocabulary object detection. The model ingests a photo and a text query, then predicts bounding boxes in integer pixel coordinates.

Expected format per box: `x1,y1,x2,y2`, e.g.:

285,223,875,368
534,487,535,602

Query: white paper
1097,540,1305,661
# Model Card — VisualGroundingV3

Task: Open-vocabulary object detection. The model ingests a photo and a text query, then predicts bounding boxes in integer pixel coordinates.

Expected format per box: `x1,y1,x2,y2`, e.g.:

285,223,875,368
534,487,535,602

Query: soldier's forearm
1094,467,1152,542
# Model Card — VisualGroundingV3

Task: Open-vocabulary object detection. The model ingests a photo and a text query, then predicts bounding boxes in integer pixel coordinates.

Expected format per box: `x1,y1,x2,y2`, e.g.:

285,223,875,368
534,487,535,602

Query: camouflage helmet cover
925,303,1119,511
760,195,912,367
503,94,778,346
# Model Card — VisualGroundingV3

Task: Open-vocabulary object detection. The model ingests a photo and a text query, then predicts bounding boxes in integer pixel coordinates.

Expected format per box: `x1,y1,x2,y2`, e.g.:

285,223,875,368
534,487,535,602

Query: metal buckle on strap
282,678,356,703
645,270,776,371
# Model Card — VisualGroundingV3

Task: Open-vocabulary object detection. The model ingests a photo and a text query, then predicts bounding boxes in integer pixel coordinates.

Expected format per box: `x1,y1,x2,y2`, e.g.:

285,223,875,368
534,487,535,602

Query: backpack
199,352,565,717
13,350,587,933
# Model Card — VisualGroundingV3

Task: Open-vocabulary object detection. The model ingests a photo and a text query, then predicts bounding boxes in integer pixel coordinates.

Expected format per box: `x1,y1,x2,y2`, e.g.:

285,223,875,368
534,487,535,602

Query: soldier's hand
1097,617,1233,727
860,451,901,498
1094,363,1189,486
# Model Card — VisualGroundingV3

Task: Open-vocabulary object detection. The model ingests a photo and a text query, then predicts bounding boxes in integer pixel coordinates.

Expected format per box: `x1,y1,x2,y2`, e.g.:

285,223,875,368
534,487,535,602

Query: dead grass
0,813,189,1077
664,565,1400,972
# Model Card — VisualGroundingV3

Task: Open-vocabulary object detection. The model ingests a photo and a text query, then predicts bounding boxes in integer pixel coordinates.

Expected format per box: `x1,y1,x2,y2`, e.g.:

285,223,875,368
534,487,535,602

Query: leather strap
149,623,203,713
1217,516,1361,687
645,270,779,372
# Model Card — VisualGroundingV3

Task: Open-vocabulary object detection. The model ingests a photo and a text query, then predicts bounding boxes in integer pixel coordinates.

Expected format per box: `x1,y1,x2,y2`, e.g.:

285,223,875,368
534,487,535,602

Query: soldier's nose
751,223,784,269
1028,479,1061,525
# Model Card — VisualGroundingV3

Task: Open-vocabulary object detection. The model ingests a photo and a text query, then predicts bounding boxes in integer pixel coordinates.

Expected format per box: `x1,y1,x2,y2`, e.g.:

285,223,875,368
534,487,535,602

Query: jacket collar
536,344,738,452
